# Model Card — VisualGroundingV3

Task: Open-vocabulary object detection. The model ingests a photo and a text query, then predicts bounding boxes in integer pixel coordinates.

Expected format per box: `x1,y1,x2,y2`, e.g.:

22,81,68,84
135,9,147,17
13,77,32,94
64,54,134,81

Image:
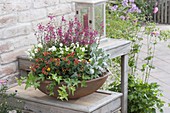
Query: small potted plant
18,16,110,101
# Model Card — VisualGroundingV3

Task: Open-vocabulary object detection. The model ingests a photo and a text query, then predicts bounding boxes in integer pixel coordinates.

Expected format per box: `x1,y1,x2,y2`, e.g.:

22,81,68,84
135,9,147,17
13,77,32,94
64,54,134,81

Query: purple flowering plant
19,16,110,100
37,16,98,46
111,0,141,16
134,0,159,20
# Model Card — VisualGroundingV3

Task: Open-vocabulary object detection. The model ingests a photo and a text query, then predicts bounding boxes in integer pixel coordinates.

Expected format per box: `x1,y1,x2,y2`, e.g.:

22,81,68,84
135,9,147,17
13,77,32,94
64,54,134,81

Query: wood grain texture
8,85,122,113
121,55,128,113
169,0,170,23
165,0,168,23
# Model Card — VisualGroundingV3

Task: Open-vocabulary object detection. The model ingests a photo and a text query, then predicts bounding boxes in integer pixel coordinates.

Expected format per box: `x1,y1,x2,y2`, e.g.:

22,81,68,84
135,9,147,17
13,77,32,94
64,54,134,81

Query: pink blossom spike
62,16,66,22
38,24,44,31
151,31,160,36
48,15,55,20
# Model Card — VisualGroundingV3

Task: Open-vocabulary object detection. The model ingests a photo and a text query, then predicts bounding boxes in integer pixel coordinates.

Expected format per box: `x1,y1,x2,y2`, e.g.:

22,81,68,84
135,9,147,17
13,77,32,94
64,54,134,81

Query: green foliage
58,85,68,101
106,0,170,112
108,75,165,113
135,0,155,19
0,84,22,113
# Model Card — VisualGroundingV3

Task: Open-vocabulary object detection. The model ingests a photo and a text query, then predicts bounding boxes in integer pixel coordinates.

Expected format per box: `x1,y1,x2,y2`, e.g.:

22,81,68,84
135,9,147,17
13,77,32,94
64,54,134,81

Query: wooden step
8,85,122,113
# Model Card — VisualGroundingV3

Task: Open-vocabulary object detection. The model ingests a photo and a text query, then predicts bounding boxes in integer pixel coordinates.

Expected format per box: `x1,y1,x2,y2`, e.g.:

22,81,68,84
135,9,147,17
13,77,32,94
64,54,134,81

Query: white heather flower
72,45,76,49
37,43,43,48
25,51,30,56
34,48,38,53
65,47,69,51
29,56,33,59
27,48,31,52
60,51,64,54
31,53,35,57
81,47,85,52
76,42,79,47
71,43,75,47
25,49,32,56
59,47,63,50
85,45,88,48
48,46,57,52
60,43,63,47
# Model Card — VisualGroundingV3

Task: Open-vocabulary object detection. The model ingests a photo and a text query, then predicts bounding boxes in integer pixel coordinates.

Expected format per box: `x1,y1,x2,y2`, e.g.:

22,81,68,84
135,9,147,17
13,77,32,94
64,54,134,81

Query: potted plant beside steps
17,16,111,101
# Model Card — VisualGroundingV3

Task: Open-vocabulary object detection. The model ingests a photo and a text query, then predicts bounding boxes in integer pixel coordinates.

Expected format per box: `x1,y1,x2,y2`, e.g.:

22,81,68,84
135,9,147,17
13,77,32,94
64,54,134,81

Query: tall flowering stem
36,16,98,47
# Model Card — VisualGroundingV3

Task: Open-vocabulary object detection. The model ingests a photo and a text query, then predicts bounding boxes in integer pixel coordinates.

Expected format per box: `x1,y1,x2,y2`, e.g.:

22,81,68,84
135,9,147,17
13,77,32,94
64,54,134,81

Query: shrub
0,80,22,113
105,0,170,112
108,74,165,113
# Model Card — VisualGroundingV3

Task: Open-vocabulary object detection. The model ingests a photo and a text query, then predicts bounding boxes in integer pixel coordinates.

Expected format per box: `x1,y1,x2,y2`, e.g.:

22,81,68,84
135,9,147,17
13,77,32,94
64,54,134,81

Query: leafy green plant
108,74,165,113
135,0,156,20
0,81,22,113
105,0,170,112
18,16,110,101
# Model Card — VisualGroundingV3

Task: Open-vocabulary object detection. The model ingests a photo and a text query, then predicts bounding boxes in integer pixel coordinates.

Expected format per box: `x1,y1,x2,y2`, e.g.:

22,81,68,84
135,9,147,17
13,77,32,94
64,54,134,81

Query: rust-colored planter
38,73,109,99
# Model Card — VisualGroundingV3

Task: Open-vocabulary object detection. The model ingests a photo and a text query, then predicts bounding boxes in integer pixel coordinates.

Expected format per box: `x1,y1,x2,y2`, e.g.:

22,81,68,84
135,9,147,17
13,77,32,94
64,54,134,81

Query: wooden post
157,0,161,23
154,0,157,22
161,0,165,23
168,0,170,23
121,55,128,113
165,0,168,23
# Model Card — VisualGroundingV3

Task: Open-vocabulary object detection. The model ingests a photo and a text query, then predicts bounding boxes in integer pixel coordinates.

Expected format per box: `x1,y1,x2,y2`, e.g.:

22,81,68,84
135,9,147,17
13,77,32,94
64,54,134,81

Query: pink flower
153,7,158,14
120,16,125,20
47,25,54,32
38,24,44,31
151,31,160,36
44,35,50,42
57,27,63,37
0,80,7,84
48,15,55,20
62,16,66,22
111,5,118,11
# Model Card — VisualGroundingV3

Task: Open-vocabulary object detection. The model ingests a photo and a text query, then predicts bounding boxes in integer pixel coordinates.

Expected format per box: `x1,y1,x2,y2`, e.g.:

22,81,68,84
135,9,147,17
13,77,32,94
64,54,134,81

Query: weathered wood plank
18,57,34,76
92,98,121,113
157,0,161,23
165,0,168,23
161,1,164,23
121,55,128,113
167,0,170,24
153,0,156,22
18,57,33,70
99,38,130,58
8,85,122,113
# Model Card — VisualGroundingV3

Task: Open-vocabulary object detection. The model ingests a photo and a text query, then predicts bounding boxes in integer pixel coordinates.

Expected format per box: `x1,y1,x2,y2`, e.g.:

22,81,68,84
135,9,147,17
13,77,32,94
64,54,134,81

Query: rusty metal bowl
38,72,109,99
